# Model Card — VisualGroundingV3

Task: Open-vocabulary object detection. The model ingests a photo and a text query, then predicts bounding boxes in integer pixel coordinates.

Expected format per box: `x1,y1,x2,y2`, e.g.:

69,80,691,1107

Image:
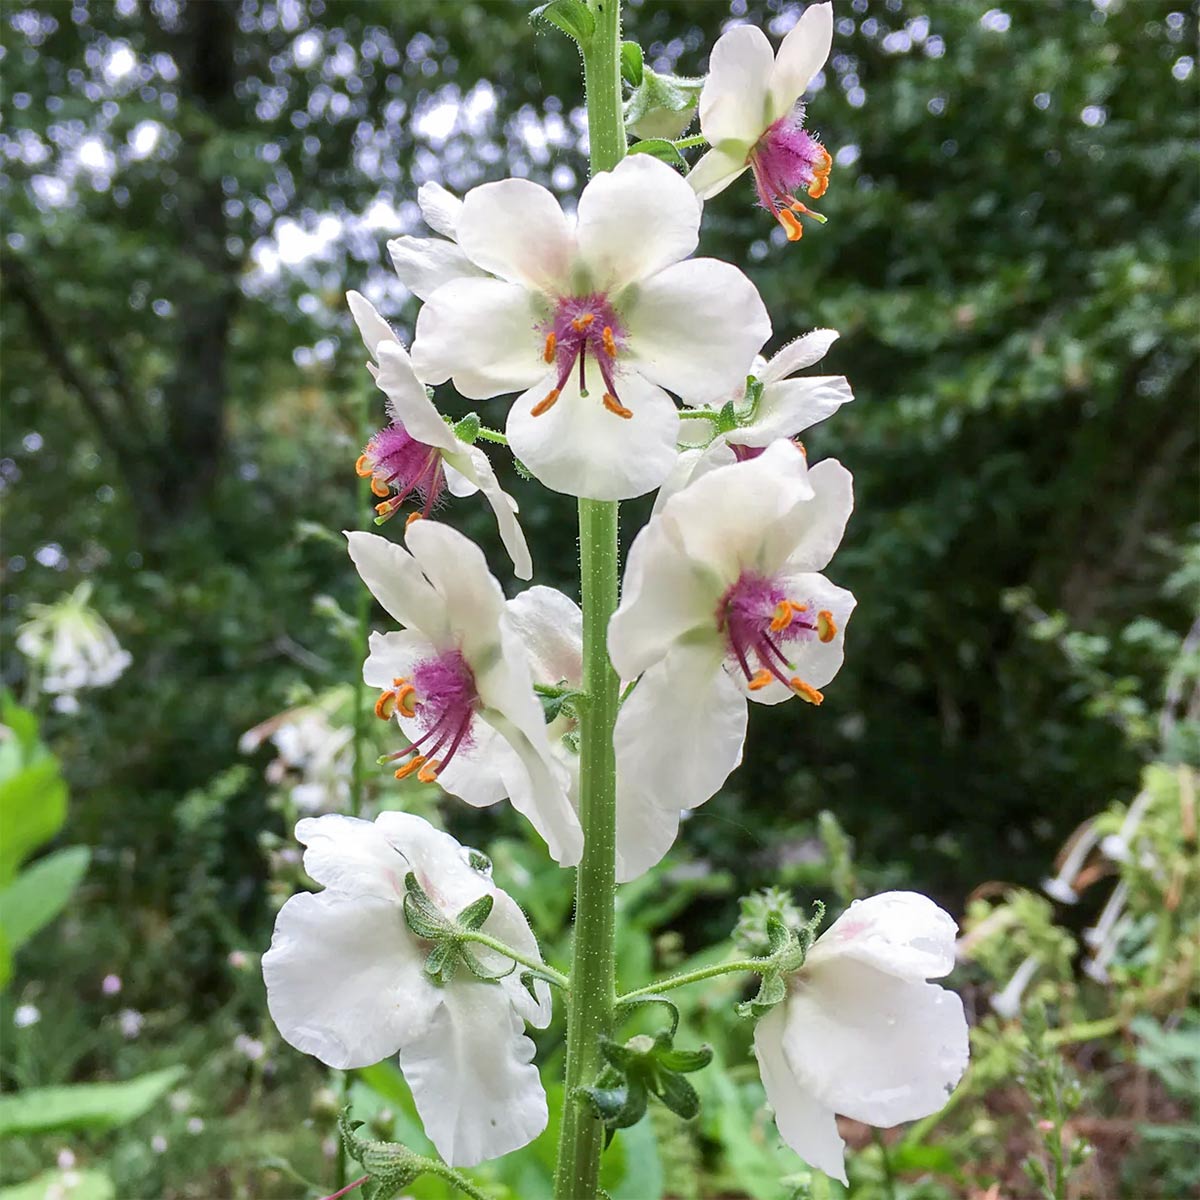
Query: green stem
553,5,626,1197
458,930,571,990
671,133,708,149
474,425,509,445
617,957,770,1004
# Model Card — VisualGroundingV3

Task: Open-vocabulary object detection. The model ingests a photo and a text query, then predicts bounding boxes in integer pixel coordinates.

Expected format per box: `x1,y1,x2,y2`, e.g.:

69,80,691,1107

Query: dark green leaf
620,41,644,87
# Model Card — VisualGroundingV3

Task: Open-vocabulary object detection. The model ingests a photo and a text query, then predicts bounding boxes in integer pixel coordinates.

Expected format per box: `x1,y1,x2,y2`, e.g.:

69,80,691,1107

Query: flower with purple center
659,328,853,511
607,439,855,878
347,291,532,580
688,2,835,241
262,811,553,1167
409,154,771,500
347,524,580,866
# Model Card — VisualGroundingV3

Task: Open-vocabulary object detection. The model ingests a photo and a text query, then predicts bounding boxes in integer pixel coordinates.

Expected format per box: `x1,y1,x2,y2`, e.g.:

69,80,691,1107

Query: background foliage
1,0,1197,1197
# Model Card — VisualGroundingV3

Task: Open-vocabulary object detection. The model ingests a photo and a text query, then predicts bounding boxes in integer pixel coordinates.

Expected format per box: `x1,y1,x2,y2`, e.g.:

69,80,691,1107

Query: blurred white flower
241,698,353,815
410,155,771,500
150,1135,168,1154
118,1008,145,1039
1041,820,1101,904
233,1033,265,1062
16,583,131,709
14,1003,41,1028
101,973,122,996
263,812,553,1167
990,952,1040,1018
754,892,969,1183
186,1117,205,1135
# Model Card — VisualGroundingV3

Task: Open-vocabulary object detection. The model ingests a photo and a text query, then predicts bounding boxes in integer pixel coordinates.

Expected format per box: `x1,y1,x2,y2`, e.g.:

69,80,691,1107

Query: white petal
624,258,771,404
403,520,507,664
505,587,583,688
781,957,969,1127
387,234,486,302
364,629,435,701
264,890,432,1069
443,461,479,498
754,1005,848,1184
658,439,815,584
738,572,855,705
444,445,533,580
456,178,573,293
807,891,960,981
768,2,834,123
399,987,548,1167
294,812,411,901
346,530,450,645
417,181,463,239
576,155,700,291
761,329,839,384
686,146,749,201
347,290,401,362
699,24,775,149
375,342,458,453
739,377,852,446
506,370,681,501
487,891,555,1028
412,276,547,399
614,640,746,881
651,441,735,516
607,510,721,680
417,715,513,811
373,810,490,912
780,457,854,573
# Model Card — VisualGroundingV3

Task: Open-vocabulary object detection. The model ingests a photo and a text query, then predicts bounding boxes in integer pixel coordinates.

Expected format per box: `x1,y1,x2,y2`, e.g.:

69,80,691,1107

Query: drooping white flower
688,3,834,241
263,812,552,1167
1041,819,1101,905
16,582,132,712
387,182,488,301
660,328,853,511
607,440,855,879
348,525,581,866
347,291,532,580
754,892,970,1183
410,154,771,500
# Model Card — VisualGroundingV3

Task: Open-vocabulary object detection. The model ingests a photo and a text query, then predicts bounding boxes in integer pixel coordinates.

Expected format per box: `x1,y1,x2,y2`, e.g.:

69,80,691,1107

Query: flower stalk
553,2,626,1193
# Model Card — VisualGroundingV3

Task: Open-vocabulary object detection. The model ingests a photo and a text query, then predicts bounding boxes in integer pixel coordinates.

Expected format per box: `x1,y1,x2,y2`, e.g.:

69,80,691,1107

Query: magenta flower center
716,570,835,704
530,293,633,421
356,423,447,524
747,104,832,242
374,649,479,782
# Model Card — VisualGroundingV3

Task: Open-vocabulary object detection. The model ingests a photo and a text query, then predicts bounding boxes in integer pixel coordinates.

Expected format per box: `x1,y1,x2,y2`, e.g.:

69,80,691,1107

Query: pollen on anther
748,668,774,691
602,326,617,357
374,691,397,720
531,388,561,417
417,759,441,783
602,393,633,419
405,511,423,529
395,755,426,780
780,210,805,241
817,610,838,643
571,312,595,331
791,678,824,705
355,454,374,478
370,478,390,498
543,332,557,363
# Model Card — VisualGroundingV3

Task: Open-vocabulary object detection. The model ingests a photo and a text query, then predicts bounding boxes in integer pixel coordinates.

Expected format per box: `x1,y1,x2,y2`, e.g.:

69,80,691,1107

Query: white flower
347,290,532,580
607,440,856,879
16,583,131,705
348,525,581,866
388,182,488,301
14,1003,41,1028
688,3,834,240
754,892,970,1183
410,154,771,500
263,812,552,1167
661,328,853,512
119,1009,145,1039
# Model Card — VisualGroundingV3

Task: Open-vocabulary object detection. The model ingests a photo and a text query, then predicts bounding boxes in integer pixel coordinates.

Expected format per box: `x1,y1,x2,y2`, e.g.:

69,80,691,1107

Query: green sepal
612,993,680,1038
620,41,644,86
339,1111,426,1192
452,412,481,445
715,398,740,435
575,1076,647,1132
624,66,703,141
655,1070,700,1120
458,943,514,982
530,0,595,44
657,1044,713,1074
455,892,494,931
402,872,454,941
519,970,541,1005
513,456,533,481
422,939,459,985
737,967,787,1020
627,138,687,170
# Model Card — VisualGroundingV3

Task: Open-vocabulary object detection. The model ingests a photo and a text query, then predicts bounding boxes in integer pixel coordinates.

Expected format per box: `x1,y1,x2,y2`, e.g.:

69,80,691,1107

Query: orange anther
602,393,633,419
571,312,595,331
795,439,807,457
416,759,441,784
370,477,390,498
791,678,824,705
808,175,829,200
531,388,561,417
395,683,418,716
748,668,774,691
779,209,804,241
355,454,374,478
405,511,423,529
394,755,426,780
543,332,557,363
602,326,617,357
375,499,395,517
374,690,397,720
770,599,809,632
817,610,838,643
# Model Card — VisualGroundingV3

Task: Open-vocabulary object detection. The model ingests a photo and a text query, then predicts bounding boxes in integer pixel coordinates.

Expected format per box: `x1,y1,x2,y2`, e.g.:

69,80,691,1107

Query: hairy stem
616,956,772,1005
457,930,571,990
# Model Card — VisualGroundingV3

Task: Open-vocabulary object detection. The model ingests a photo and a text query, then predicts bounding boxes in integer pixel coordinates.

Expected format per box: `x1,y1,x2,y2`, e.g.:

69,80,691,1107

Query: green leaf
529,0,595,44
0,1066,186,1136
454,892,493,931
627,139,687,170
620,41,644,87
0,845,90,954
0,1169,115,1200
0,760,68,887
